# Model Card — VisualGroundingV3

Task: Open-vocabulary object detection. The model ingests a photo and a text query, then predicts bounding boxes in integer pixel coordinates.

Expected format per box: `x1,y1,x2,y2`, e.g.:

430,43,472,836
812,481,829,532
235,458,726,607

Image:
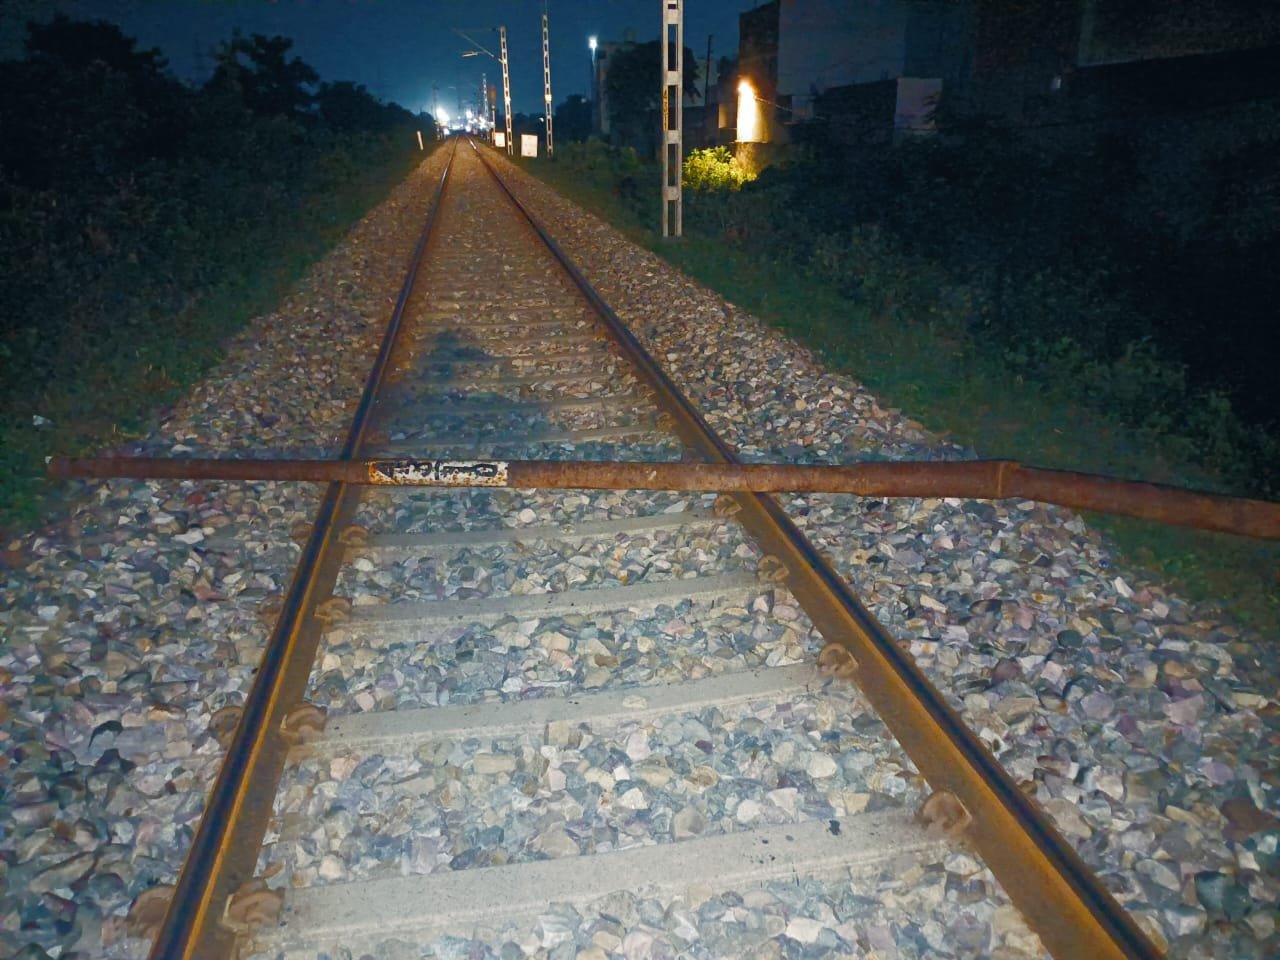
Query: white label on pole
494,131,507,148
368,460,510,487
521,134,538,157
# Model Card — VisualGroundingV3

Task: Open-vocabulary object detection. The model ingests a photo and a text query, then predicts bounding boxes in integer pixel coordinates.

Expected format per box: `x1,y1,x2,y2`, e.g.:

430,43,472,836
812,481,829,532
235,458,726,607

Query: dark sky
14,1,756,115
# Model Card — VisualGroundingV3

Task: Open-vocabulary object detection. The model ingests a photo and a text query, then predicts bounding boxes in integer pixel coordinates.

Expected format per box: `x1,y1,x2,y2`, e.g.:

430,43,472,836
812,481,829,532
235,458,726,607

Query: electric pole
542,2,555,157
500,25,513,156
661,0,684,238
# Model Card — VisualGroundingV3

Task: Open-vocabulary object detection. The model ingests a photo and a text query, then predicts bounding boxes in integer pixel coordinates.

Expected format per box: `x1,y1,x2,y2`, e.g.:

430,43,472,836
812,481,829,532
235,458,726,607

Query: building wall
774,0,1083,132
591,33,636,136
737,1,782,141
903,2,973,80
685,52,722,149
772,0,1280,143
777,0,910,121
1078,0,1280,66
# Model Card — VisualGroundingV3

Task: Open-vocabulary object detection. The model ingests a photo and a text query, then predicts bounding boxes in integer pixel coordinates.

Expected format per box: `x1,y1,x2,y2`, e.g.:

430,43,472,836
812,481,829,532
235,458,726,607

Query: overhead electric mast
456,26,512,153
500,26,513,155
542,2,555,157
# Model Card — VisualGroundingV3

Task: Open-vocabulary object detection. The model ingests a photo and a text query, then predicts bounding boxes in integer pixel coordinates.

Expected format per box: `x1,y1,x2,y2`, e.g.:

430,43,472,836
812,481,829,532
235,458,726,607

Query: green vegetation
602,41,701,158
550,141,659,226
0,18,429,536
520,140,1280,635
682,147,754,192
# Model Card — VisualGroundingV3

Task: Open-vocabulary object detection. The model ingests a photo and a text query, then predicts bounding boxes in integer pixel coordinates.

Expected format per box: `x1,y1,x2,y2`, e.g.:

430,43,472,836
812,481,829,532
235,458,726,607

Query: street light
588,36,598,135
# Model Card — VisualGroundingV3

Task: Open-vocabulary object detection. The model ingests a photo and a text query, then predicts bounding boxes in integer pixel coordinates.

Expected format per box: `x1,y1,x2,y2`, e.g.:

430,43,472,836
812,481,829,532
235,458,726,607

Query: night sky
10,1,754,116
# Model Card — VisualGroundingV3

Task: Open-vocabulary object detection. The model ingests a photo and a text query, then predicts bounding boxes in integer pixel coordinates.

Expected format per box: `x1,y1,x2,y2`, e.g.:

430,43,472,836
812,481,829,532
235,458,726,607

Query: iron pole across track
142,136,1163,959
51,455,1280,540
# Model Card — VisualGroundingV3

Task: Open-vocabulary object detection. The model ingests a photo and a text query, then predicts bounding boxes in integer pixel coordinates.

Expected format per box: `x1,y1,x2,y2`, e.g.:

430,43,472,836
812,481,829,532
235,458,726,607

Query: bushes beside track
678,135,1278,501
546,121,1280,501
0,18,428,531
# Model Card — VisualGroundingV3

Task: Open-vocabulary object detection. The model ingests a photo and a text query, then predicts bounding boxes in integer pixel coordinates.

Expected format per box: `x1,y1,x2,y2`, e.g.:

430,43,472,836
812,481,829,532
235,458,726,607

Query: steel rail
147,142,458,960
469,140,1162,959
51,455,1280,539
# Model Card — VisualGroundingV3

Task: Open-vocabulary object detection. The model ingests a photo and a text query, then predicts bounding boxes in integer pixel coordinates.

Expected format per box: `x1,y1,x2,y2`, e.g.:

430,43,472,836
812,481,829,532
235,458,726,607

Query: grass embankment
0,143,430,538
519,152,1280,637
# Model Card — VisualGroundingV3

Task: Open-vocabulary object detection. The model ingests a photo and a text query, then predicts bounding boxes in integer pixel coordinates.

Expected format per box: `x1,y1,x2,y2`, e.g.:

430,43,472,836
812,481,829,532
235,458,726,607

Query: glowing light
588,36,598,51
736,79,762,143
437,106,450,124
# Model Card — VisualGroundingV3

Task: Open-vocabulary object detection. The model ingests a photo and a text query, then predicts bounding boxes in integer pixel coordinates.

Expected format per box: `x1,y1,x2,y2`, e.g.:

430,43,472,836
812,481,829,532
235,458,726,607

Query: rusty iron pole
48,455,1280,539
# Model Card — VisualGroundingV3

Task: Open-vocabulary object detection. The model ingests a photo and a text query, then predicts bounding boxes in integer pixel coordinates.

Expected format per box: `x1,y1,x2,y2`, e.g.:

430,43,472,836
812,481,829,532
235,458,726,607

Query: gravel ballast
1,142,1276,959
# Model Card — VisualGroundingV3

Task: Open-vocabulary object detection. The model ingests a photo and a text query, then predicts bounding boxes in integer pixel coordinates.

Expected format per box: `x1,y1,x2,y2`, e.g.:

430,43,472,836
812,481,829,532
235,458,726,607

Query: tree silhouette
209,33,318,117
25,14,168,77
605,40,700,155
316,81,415,133
553,94,592,144
2,15,184,188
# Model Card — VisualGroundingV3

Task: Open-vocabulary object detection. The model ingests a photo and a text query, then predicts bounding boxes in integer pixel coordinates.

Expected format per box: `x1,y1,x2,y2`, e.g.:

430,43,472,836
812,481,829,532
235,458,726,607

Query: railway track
138,140,1161,959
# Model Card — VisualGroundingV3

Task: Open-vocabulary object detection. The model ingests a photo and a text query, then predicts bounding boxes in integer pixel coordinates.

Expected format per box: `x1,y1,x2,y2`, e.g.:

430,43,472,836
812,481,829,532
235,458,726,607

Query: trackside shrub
554,140,654,218
682,147,753,191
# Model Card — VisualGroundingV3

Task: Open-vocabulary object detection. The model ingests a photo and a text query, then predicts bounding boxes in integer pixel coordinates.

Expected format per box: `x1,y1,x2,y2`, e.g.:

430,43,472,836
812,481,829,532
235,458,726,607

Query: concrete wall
777,0,910,121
